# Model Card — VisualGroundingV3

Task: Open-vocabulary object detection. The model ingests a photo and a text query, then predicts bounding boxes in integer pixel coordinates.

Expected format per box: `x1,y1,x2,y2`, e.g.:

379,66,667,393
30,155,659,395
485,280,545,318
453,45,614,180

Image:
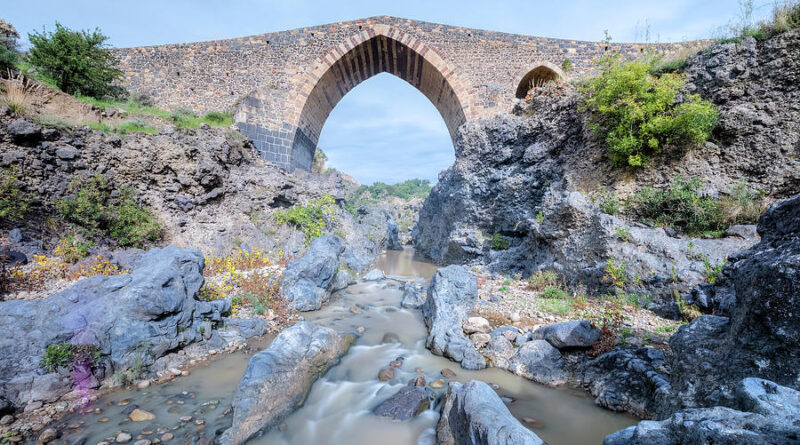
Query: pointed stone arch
286,26,471,170
514,61,566,98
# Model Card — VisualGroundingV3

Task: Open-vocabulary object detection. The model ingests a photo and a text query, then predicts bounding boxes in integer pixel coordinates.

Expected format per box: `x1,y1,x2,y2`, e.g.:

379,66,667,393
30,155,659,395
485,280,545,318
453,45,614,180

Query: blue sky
5,1,774,184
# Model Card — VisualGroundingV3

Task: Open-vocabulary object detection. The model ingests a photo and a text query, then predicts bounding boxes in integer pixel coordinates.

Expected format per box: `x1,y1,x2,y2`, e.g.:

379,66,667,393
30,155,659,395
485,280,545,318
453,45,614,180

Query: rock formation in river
437,380,546,445
220,322,353,445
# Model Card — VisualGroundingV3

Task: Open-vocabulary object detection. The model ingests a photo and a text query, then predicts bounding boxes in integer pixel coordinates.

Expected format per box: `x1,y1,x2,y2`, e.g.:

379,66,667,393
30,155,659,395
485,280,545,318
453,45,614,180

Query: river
44,248,636,445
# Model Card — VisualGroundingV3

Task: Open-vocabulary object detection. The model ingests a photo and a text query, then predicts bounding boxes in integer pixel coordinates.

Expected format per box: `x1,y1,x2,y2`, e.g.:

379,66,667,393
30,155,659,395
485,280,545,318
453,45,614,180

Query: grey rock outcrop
604,378,800,445
660,195,800,415
531,320,600,349
437,380,546,445
0,246,234,410
507,340,569,386
422,266,486,370
220,322,353,445
280,236,344,311
578,347,671,418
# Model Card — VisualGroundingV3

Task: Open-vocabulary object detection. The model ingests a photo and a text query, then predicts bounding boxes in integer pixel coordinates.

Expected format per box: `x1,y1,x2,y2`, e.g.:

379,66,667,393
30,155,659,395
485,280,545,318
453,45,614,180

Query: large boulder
660,195,800,415
280,235,344,311
531,320,600,349
604,378,800,445
437,380,546,445
220,322,353,445
507,340,569,386
0,246,228,410
400,280,426,309
422,266,486,370
578,347,671,418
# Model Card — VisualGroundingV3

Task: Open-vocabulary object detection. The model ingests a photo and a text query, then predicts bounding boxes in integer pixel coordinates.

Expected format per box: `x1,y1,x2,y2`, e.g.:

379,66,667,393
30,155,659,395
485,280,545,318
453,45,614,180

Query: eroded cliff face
414,32,800,308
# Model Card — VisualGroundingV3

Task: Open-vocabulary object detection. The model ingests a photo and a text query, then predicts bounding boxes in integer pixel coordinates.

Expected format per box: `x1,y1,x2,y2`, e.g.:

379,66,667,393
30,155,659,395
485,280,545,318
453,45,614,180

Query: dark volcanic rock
437,380,546,445
400,280,426,309
507,340,569,386
280,235,344,311
605,378,800,445
7,119,41,142
531,320,601,349
372,385,430,421
220,322,352,445
422,266,486,370
660,195,800,415
578,347,670,418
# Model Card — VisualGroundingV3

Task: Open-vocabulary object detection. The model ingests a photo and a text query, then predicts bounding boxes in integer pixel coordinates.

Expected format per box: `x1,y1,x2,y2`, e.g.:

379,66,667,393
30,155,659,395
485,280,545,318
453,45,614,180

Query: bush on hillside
26,23,123,98
580,56,718,168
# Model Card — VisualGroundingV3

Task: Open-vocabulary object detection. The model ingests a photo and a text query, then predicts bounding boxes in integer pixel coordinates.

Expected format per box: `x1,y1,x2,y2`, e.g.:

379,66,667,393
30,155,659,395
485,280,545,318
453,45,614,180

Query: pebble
169,368,182,376
129,409,156,422
355,326,366,334
429,379,445,389
410,375,426,387
389,360,403,368
133,440,151,445
0,414,14,425
179,416,193,422
116,432,132,443
381,332,401,344
194,419,205,426
98,417,110,423
38,428,58,443
137,381,151,389
510,312,521,322
180,370,190,377
414,368,424,373
378,368,395,381
349,305,362,314
160,433,174,442
118,399,131,406
440,368,457,378
522,417,545,428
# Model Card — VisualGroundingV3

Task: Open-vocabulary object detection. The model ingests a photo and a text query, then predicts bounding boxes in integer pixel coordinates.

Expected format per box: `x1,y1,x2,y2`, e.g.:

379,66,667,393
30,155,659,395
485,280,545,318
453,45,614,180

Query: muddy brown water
45,248,636,445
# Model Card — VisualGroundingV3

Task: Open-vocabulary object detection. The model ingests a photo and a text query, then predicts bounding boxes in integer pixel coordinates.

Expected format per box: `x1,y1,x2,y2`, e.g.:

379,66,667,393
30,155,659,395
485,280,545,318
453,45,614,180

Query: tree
27,23,123,98
0,18,19,71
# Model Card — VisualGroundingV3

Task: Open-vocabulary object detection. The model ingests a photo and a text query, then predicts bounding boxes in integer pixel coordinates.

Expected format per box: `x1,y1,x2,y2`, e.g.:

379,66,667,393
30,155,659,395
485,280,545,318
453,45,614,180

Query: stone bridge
116,16,703,171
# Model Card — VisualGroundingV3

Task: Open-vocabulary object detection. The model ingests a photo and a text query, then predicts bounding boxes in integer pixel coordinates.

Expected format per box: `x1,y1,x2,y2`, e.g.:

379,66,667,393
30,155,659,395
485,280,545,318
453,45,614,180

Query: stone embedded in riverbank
280,235,344,311
437,380,546,445
422,266,486,370
531,320,600,349
220,322,353,445
507,340,569,387
400,280,426,309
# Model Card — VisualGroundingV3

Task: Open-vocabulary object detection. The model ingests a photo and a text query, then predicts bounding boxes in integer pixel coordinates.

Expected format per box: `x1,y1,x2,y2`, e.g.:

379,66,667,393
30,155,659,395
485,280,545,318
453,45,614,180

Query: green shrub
542,285,568,299
0,168,28,221
603,258,628,288
616,226,631,241
54,234,93,263
40,342,100,372
488,234,509,250
703,256,726,284
628,176,725,235
535,210,544,224
169,107,196,125
0,39,16,71
312,148,328,174
351,179,432,203
598,190,621,215
527,270,559,290
580,57,718,167
26,23,122,98
117,117,156,134
718,180,762,225
274,194,337,245
56,175,161,248
561,58,573,73
203,110,230,123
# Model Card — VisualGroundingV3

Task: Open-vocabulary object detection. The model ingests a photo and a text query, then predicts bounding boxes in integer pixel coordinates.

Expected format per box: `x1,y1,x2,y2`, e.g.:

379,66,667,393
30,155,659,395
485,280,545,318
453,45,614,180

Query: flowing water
46,248,636,445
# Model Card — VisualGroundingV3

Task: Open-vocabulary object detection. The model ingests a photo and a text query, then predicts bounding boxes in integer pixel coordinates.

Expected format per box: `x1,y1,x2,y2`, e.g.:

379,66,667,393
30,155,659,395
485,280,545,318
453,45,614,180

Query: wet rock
378,368,395,382
160,433,173,442
724,224,758,239
430,379,445,389
470,333,490,348
409,375,426,387
437,380,545,445
386,215,403,251
129,409,156,422
220,322,352,445
422,266,486,370
280,236,344,311
116,432,132,443
441,368,457,378
400,281,426,309
483,335,515,369
0,414,13,425
531,320,601,349
578,347,670,418
362,269,386,281
136,381,151,389
133,440,151,445
349,305,362,314
462,316,491,334
381,332,400,344
372,385,430,421
508,340,569,387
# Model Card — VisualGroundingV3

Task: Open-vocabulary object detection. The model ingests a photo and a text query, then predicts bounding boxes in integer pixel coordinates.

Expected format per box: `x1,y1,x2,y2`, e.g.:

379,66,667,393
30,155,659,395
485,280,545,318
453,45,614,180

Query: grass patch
77,95,232,129
538,297,574,316
274,194,337,245
489,234,509,250
527,270,559,291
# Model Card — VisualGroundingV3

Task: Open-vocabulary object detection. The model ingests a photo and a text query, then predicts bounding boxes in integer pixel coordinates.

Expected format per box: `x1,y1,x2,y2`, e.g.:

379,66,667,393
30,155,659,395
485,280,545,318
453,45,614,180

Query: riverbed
44,248,636,445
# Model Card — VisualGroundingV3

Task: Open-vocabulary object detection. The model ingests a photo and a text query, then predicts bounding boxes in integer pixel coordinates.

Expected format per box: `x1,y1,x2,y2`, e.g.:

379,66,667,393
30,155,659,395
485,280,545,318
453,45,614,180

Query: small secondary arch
515,62,566,98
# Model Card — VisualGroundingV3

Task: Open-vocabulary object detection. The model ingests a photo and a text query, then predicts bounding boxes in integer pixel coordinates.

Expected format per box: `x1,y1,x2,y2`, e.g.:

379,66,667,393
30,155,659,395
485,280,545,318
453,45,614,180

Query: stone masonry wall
116,16,708,171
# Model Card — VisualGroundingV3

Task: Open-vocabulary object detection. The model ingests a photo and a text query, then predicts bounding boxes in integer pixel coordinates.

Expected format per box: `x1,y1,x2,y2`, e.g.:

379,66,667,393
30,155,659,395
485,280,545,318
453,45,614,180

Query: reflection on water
46,249,636,445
